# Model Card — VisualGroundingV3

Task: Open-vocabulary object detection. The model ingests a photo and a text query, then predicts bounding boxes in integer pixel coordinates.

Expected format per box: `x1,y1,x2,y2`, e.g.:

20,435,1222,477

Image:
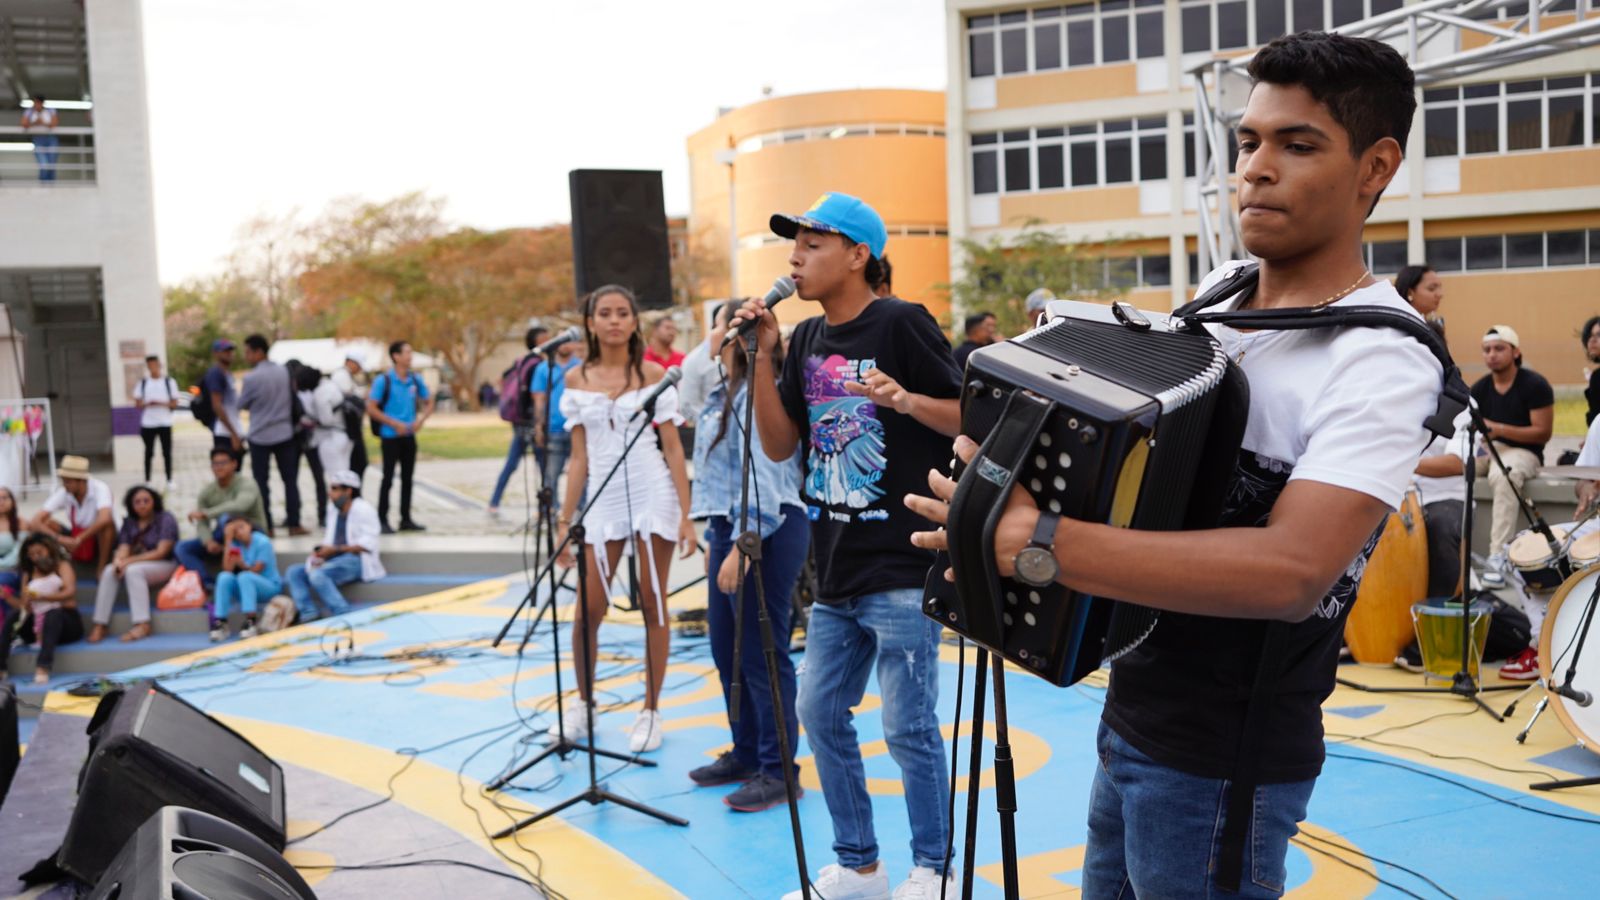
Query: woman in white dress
555,284,696,752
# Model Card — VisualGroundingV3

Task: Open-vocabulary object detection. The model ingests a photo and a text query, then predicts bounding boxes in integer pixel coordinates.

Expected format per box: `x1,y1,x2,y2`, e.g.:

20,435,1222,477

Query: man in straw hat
27,454,117,571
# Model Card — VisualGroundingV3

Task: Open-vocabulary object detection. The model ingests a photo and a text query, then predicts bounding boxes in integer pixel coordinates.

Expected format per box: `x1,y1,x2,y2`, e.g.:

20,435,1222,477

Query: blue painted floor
105,579,1600,899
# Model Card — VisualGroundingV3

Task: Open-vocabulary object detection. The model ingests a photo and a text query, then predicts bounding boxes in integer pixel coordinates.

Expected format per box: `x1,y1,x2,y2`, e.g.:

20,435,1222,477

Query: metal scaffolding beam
1192,0,1600,274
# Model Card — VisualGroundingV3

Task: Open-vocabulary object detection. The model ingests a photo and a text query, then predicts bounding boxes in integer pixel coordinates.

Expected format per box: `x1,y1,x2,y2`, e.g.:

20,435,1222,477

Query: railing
0,125,96,184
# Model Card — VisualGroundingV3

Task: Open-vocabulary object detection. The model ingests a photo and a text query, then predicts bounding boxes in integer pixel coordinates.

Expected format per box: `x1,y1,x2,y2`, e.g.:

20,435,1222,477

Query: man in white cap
330,350,369,479
1024,287,1055,322
28,454,116,570
283,470,385,622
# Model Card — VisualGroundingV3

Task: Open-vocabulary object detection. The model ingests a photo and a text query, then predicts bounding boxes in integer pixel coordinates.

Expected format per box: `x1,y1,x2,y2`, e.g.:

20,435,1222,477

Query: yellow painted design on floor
281,848,335,888
976,845,1084,897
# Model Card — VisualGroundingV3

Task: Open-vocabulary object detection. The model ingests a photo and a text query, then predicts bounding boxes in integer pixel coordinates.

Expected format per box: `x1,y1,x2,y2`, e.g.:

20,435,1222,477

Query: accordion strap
1176,263,1469,440
946,389,1056,652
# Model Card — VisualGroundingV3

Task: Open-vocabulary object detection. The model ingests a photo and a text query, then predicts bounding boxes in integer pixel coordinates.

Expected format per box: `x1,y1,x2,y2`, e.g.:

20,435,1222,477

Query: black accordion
925,301,1248,687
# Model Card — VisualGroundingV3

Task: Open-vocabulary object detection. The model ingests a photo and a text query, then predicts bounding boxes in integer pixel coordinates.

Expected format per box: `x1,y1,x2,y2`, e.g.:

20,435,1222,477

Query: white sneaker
548,697,592,742
239,624,258,639
782,864,890,900
1481,553,1508,587
892,866,957,899
208,626,227,643
629,709,663,752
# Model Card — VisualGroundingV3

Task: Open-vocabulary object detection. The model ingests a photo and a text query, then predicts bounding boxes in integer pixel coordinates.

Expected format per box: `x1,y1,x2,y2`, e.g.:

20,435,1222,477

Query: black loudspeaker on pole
569,169,674,310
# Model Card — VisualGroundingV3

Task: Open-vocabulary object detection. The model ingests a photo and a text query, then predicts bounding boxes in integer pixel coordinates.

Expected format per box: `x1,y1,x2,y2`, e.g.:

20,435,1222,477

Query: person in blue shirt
366,340,435,534
209,516,281,642
687,303,810,813
530,340,581,515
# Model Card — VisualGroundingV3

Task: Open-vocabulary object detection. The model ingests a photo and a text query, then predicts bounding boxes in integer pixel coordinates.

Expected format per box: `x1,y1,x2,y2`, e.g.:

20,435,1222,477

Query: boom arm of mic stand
492,412,663,647
1469,409,1560,549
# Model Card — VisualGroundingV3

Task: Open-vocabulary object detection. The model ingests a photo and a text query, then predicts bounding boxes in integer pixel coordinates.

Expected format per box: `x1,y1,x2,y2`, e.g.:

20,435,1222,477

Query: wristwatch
1012,510,1062,588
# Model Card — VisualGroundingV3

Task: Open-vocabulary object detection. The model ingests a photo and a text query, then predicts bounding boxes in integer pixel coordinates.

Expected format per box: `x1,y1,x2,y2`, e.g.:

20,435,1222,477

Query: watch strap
1030,510,1061,550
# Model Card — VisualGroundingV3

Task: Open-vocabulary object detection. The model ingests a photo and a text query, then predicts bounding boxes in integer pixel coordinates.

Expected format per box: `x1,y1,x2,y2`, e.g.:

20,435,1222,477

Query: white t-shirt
1197,261,1442,510
1576,415,1600,467
1413,410,1473,507
42,477,114,529
134,376,180,428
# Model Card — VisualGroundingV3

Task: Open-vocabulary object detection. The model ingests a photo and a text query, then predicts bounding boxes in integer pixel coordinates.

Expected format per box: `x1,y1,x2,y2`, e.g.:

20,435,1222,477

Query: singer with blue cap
733,191,967,897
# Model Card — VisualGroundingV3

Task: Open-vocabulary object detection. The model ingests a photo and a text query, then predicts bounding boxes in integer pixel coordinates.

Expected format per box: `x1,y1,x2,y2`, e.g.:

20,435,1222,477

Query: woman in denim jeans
687,305,810,813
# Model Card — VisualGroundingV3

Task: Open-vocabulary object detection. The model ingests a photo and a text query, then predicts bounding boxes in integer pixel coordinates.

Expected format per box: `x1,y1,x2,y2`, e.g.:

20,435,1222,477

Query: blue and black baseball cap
770,192,888,260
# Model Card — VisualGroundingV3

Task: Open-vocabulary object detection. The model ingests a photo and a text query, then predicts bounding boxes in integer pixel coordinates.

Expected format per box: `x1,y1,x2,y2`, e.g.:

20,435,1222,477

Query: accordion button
1029,478,1042,493
1059,452,1072,468
1053,476,1066,491
1006,592,1018,606
1039,433,1053,447
1028,591,1041,605
1034,455,1047,469
1048,499,1062,514
1024,612,1037,627
1004,613,1014,626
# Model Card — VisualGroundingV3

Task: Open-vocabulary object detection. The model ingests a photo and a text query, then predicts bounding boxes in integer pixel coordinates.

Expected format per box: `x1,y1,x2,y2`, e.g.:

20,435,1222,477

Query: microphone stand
486,392,688,835
1335,411,1520,718
728,329,812,899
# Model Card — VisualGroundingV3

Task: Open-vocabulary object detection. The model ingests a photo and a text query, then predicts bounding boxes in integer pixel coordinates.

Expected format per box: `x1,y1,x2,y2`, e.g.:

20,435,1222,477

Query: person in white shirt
283,471,385,622
133,355,180,486
308,366,353,478
27,454,117,571
1412,410,1473,600
676,303,726,441
330,351,369,479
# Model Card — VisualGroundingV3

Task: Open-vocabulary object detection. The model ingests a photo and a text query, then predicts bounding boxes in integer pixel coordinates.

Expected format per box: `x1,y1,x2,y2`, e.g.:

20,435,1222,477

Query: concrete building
944,0,1600,382
0,0,163,475
686,89,952,326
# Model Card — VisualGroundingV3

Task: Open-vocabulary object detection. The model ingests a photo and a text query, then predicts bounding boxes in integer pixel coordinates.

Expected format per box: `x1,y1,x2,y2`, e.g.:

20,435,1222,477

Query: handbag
156,566,206,611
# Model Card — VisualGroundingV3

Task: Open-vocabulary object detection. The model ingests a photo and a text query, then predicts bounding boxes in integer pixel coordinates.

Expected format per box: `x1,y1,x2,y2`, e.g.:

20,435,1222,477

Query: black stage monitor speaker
87,806,316,900
0,682,17,807
59,681,287,885
569,169,673,309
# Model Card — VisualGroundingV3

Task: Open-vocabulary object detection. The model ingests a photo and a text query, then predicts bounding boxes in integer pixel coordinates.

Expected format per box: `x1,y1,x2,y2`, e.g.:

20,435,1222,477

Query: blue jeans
213,570,283,619
33,134,58,181
1083,722,1315,899
175,526,225,588
706,511,809,779
286,554,363,619
797,587,948,873
490,425,536,508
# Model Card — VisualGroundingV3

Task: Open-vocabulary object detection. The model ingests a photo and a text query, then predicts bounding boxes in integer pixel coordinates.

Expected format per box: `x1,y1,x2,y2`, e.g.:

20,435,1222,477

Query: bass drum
1540,565,1600,754
1346,489,1429,664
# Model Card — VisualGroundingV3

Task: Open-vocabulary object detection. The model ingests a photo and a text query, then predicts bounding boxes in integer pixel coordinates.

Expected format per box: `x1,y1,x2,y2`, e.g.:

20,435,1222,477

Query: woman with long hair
3,533,81,683
1395,264,1444,339
555,285,696,753
89,485,179,643
0,486,27,649
686,303,811,811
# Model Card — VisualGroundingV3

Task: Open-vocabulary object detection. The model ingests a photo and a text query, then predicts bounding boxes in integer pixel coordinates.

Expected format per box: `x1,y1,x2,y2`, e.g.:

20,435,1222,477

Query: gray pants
93,559,178,625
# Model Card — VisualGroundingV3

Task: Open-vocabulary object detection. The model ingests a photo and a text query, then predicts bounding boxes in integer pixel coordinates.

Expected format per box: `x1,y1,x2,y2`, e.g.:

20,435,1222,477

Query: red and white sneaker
1498,647,1540,681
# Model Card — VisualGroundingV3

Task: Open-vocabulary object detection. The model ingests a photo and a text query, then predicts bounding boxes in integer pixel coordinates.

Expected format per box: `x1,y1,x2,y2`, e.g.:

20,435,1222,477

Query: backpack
192,370,218,428
340,392,366,442
368,373,391,437
498,352,542,425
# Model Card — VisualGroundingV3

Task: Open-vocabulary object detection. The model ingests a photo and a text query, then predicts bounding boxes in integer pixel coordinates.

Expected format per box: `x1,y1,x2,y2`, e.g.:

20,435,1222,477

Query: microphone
628,366,683,422
534,325,581,356
720,276,797,348
1556,682,1593,708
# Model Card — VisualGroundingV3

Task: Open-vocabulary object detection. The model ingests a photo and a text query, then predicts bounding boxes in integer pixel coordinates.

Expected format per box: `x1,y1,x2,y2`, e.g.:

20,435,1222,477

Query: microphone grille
773,275,797,299
562,325,582,341
664,365,684,385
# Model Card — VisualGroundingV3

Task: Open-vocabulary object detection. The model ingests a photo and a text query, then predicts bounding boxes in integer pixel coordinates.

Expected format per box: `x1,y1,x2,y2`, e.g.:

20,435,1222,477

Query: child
210,516,281,641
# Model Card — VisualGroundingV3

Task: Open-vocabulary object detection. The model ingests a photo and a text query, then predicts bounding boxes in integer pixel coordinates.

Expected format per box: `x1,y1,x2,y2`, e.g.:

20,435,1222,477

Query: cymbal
1539,465,1600,481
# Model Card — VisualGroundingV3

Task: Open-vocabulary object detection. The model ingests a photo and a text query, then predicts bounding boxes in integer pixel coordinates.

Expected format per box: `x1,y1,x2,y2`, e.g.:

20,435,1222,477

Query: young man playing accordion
911,32,1443,899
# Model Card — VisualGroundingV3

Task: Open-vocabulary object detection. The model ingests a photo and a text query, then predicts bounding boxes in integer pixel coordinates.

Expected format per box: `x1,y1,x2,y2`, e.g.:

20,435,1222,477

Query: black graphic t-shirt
1103,263,1441,783
778,297,964,604
1470,367,1554,459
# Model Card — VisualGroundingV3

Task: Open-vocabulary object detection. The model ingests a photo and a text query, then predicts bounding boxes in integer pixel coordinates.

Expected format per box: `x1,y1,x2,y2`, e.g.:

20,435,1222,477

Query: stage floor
21,575,1600,899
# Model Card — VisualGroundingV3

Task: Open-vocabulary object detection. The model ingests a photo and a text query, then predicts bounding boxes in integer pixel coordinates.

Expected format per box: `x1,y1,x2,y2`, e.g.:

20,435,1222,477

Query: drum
1540,565,1600,754
1346,490,1428,664
1569,532,1600,569
1412,601,1492,681
1508,525,1573,593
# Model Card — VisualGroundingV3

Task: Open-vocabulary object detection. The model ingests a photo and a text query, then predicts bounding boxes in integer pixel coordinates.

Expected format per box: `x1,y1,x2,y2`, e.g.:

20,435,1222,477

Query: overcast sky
141,0,948,284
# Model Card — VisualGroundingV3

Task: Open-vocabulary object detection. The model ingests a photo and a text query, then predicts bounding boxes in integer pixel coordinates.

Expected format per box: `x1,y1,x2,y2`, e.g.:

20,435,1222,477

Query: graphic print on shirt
803,354,887,518
1222,450,1381,620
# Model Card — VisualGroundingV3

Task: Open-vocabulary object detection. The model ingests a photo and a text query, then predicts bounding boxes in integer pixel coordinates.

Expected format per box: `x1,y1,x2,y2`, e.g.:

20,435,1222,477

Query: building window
970,117,1170,197
968,2,1165,78
1549,230,1586,267
1425,237,1464,272
1421,75,1598,158
1364,240,1408,274
1425,229,1600,273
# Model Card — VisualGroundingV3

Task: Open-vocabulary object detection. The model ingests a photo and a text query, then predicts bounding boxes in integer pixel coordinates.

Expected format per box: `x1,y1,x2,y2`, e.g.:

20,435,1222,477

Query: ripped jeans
797,587,950,874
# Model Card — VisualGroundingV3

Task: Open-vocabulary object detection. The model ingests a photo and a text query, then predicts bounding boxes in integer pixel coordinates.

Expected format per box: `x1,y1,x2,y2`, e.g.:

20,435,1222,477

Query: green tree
944,221,1122,339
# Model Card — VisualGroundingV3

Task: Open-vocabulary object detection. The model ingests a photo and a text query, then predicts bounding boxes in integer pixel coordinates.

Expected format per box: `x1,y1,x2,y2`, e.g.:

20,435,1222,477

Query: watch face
1014,547,1058,588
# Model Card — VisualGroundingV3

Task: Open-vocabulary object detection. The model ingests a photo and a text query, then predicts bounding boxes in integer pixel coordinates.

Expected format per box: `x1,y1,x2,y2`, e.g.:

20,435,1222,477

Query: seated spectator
1411,411,1472,601
1472,325,1554,588
0,486,26,660
176,448,268,590
88,485,178,644
285,470,385,622
1,534,81,684
26,455,116,571
210,517,281,642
